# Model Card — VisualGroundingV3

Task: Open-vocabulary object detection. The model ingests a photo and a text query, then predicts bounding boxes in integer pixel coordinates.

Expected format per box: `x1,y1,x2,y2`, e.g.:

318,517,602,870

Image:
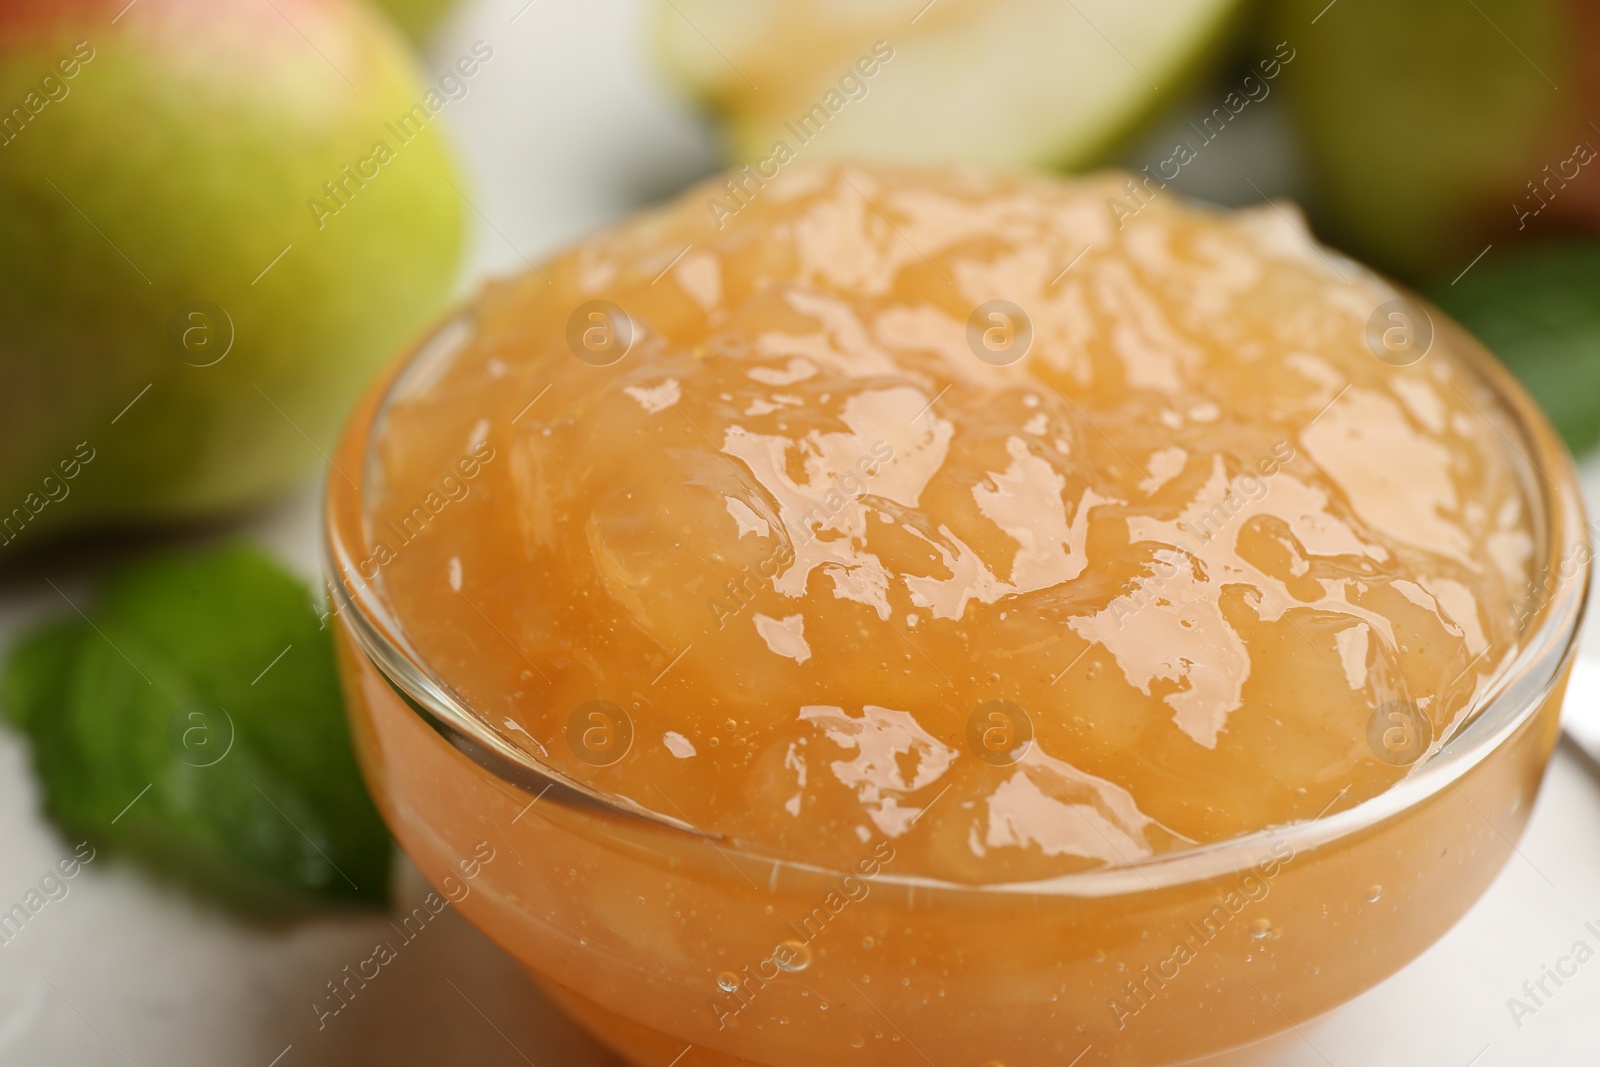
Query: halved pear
650,0,1245,169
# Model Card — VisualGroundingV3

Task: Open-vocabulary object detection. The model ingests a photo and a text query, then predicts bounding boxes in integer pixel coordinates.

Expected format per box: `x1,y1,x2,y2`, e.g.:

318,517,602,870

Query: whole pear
1272,0,1600,280
0,0,465,547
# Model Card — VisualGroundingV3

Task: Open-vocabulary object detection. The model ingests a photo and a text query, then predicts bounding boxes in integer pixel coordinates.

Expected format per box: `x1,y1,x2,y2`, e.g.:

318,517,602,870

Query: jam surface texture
360,164,1535,881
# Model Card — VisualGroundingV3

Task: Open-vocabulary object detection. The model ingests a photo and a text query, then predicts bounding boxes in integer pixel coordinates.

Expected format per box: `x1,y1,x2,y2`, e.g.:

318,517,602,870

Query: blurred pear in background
0,0,465,547
1271,0,1600,280
650,0,1246,170
374,0,458,41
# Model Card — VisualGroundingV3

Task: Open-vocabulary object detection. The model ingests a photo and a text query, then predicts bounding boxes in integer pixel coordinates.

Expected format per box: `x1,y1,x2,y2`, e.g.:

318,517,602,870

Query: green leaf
2,619,89,733
1430,239,1600,456
1,544,391,912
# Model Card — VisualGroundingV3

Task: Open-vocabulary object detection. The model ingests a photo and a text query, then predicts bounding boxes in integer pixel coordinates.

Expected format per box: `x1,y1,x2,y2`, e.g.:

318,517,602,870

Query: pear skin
0,0,466,548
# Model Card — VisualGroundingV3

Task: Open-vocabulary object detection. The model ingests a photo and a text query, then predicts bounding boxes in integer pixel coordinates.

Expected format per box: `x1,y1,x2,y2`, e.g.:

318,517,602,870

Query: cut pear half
650,0,1244,169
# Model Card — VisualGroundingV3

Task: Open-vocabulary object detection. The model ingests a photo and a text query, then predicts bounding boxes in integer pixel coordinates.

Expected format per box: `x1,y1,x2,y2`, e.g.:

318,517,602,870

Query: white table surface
3,1,1600,1063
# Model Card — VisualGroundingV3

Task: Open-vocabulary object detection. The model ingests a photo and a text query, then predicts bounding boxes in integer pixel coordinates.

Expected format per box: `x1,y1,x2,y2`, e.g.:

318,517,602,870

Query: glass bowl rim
323,287,1591,899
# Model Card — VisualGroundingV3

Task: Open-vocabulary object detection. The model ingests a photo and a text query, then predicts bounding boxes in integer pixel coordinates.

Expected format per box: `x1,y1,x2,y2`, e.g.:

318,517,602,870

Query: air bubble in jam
775,940,813,973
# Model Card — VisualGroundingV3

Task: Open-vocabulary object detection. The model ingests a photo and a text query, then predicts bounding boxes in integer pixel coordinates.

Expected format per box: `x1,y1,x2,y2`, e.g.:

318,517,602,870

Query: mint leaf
2,619,89,734
1430,240,1600,455
1,544,391,911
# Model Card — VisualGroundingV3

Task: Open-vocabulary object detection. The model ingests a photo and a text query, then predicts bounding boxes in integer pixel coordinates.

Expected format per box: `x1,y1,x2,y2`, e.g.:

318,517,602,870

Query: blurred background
2,0,1600,1063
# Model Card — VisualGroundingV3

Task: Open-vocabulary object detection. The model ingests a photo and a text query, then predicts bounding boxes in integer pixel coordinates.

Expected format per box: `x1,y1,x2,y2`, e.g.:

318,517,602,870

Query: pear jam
358,163,1535,887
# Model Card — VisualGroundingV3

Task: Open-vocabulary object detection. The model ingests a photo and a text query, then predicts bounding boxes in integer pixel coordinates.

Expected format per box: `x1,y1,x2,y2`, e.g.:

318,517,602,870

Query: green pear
1271,0,1600,280
649,0,1245,169
0,0,465,548
374,0,458,42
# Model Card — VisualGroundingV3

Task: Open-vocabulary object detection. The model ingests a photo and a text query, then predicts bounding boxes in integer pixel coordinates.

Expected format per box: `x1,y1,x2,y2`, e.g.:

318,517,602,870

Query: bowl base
531,969,1307,1067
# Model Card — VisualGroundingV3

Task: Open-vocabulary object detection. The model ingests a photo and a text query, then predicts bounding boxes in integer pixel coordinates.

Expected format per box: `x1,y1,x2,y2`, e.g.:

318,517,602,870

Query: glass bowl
323,295,1589,1067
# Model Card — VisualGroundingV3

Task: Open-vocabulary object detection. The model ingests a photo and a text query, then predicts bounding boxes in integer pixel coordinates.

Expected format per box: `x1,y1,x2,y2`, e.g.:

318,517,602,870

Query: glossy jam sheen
361,165,1530,880
328,164,1578,1067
